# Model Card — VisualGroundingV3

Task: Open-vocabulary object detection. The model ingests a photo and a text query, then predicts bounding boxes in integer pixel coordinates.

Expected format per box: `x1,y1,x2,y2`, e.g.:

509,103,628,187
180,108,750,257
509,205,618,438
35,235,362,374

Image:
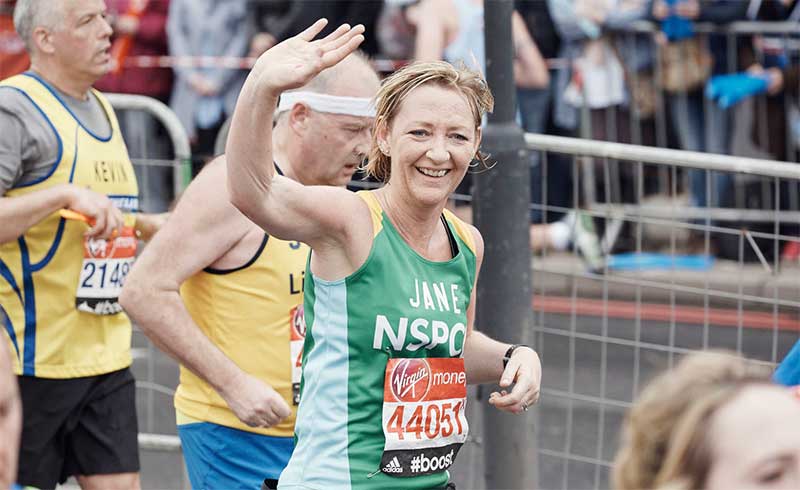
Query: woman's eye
450,133,468,141
409,130,428,137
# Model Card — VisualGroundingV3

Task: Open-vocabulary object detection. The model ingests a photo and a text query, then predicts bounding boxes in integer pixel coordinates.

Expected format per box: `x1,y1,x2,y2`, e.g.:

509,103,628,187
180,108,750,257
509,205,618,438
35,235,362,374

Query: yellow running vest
0,73,138,378
176,235,309,437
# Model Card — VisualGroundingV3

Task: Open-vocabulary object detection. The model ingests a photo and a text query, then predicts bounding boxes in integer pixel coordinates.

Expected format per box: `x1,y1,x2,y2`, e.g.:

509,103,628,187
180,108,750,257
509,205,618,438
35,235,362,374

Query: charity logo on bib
290,304,306,405
380,357,468,477
75,226,137,315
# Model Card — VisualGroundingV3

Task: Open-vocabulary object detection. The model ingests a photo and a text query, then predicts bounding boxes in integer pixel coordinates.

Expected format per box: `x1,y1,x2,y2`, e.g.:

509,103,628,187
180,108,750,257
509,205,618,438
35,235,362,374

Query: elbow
227,181,251,217
227,171,270,221
119,279,147,327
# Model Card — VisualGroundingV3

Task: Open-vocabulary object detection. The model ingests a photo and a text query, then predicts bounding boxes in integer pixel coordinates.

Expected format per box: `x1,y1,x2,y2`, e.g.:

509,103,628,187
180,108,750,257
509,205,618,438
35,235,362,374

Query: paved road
130,306,799,490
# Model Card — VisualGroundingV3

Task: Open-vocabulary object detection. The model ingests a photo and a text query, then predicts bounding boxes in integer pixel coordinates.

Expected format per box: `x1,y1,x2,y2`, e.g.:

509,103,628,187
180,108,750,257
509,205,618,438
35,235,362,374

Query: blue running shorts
178,421,294,490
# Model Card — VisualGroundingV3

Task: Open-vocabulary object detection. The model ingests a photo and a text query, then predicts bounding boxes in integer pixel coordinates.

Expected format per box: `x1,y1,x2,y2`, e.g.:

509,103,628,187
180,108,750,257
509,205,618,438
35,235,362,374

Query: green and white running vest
278,191,478,490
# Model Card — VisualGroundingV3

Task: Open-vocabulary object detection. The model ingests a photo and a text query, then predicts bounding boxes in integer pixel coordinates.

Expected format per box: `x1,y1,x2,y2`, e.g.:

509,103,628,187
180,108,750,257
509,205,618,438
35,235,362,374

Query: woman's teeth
418,168,448,177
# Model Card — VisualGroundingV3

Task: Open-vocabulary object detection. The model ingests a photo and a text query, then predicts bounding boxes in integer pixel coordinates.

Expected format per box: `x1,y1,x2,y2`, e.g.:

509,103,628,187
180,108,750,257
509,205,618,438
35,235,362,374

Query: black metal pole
475,0,536,488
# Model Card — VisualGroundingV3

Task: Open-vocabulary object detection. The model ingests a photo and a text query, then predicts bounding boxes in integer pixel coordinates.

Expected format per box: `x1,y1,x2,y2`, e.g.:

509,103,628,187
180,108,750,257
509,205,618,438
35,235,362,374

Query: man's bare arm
0,184,123,245
120,157,290,427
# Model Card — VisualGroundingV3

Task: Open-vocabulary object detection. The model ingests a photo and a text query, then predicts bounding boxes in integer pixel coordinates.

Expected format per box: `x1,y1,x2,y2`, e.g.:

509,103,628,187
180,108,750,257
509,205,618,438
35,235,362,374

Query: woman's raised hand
253,19,365,94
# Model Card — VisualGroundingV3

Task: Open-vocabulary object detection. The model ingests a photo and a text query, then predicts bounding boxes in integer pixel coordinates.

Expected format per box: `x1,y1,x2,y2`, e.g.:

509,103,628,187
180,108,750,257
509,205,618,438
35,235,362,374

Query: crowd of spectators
3,0,800,260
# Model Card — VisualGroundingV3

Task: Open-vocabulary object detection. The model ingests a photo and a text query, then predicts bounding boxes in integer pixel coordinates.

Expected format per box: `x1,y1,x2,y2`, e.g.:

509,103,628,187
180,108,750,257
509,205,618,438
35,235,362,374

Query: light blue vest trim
279,277,351,489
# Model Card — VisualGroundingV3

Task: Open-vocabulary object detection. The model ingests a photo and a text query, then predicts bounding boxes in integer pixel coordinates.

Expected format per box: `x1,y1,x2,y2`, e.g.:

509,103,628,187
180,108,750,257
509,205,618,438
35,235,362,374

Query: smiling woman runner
226,19,542,490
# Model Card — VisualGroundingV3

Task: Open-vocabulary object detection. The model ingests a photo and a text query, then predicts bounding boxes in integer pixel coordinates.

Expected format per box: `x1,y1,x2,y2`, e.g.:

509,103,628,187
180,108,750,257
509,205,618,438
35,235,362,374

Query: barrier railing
107,94,190,488
106,93,192,205
517,133,800,490
572,20,800,230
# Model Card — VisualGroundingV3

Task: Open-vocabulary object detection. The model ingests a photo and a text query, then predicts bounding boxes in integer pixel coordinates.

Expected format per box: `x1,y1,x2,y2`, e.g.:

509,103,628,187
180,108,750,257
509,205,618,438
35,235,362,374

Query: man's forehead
326,112,374,126
66,0,106,16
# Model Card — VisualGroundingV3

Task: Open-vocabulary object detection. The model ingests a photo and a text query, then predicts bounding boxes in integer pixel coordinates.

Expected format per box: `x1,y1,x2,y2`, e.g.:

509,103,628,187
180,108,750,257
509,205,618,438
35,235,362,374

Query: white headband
277,91,376,118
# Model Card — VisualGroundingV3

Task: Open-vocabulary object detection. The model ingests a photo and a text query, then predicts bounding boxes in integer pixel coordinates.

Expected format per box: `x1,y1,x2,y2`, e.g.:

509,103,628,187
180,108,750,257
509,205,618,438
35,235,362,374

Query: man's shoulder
0,83,40,115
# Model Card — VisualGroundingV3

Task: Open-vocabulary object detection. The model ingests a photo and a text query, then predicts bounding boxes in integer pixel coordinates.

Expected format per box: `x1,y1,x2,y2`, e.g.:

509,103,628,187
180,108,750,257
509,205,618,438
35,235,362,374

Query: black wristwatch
502,344,530,368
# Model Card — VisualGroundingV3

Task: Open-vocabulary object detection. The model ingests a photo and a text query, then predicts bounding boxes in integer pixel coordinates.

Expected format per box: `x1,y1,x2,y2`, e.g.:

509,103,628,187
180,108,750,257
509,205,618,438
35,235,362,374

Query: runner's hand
253,18,365,94
64,184,124,240
488,347,541,414
221,371,291,428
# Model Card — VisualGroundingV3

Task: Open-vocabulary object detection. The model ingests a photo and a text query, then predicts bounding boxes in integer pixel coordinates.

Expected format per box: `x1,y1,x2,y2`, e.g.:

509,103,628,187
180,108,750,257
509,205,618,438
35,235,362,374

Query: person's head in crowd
1,1,16,16
273,51,380,187
14,0,112,89
0,339,22,490
366,60,492,201
613,350,800,490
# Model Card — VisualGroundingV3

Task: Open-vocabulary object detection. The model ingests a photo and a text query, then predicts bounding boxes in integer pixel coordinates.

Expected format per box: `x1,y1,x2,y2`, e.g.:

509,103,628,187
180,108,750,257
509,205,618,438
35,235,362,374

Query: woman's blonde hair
612,350,772,490
363,61,494,182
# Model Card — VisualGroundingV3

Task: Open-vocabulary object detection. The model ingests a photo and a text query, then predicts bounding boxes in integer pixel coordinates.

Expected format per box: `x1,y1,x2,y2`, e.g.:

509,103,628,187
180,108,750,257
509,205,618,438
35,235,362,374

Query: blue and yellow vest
0,73,138,378
176,234,309,437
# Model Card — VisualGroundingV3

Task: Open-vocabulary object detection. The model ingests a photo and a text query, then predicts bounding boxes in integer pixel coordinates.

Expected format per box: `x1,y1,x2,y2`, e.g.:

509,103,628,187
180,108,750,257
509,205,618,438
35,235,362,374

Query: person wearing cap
120,52,380,488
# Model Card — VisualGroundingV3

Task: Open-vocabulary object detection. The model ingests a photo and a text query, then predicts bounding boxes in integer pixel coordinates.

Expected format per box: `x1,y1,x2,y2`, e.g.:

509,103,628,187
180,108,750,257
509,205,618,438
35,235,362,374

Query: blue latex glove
661,0,694,41
705,73,769,109
775,338,800,386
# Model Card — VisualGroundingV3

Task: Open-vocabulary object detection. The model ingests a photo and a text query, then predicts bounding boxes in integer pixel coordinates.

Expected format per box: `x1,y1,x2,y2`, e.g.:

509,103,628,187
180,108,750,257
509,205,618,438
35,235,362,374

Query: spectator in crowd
652,0,749,212
551,0,659,251
277,1,385,57
376,0,417,61
0,0,28,80
95,0,173,212
247,0,296,57
614,350,800,490
557,0,654,145
0,0,165,487
95,0,172,103
167,0,251,174
0,339,22,490
121,52,380,489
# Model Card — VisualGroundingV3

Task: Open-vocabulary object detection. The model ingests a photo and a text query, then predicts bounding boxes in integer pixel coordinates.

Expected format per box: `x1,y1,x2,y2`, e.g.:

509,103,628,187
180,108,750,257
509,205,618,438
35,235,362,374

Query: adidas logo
382,456,403,474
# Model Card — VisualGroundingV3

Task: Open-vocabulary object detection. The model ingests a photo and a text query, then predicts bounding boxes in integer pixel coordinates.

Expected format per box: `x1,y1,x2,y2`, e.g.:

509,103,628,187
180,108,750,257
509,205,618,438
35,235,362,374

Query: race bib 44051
380,357,468,477
75,227,137,315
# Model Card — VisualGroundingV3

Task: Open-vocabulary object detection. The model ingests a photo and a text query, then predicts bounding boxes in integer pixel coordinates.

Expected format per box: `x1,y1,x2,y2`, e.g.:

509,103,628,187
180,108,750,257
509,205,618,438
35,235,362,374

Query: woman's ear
376,117,391,156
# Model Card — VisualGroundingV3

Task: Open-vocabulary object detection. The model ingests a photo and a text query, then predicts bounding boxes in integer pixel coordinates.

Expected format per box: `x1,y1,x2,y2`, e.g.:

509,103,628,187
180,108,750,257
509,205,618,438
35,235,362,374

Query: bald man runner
121,53,380,488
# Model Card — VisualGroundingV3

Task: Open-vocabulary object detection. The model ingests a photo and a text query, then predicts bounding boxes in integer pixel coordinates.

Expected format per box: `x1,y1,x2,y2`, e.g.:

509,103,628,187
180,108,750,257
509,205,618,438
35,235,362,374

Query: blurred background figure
614,350,800,490
276,1,384,57
652,0,748,215
247,0,295,58
0,0,28,80
376,0,418,61
167,0,251,175
95,0,173,212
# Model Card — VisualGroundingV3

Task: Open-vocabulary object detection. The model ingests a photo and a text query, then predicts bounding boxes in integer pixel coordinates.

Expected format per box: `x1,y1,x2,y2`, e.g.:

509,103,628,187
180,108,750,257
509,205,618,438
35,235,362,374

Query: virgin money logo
390,358,431,403
290,304,306,339
86,238,115,259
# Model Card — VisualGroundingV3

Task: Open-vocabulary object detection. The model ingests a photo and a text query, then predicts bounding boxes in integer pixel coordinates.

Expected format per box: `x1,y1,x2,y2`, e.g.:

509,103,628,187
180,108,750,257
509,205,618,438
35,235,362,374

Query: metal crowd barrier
571,20,800,230
108,94,190,488
517,134,800,490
